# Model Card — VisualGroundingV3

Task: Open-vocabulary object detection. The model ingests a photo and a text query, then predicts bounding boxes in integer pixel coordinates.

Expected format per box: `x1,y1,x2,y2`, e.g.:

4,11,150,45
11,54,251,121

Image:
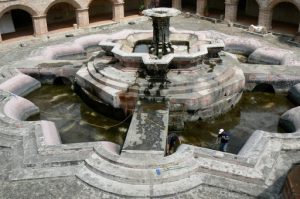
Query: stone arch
46,2,78,31
236,0,260,26
53,76,72,85
0,4,38,19
270,1,300,34
89,0,113,23
44,0,82,14
0,5,37,41
252,83,275,93
87,0,116,6
268,0,300,10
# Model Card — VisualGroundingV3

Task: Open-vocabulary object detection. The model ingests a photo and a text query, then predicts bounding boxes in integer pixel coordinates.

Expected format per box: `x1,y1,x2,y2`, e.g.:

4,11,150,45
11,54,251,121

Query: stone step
84,151,199,184
169,66,244,97
136,66,243,101
166,51,239,87
76,165,205,198
76,166,151,197
193,147,253,167
93,57,137,81
185,92,242,121
76,67,121,108
195,156,264,183
167,64,233,88
167,67,235,95
167,68,244,103
97,66,137,84
87,62,130,91
93,143,195,169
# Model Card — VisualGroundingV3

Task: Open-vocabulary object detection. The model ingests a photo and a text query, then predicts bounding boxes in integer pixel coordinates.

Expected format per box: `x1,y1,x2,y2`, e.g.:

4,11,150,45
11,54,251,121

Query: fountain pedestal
143,8,181,59
149,17,173,58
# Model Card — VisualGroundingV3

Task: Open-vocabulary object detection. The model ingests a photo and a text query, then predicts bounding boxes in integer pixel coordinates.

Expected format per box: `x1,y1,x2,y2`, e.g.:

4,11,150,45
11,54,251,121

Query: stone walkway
121,101,169,158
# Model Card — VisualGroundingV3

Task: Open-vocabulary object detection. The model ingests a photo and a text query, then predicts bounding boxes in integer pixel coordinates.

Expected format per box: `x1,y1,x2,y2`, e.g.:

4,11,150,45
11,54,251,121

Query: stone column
196,0,207,16
76,8,89,28
225,2,237,22
113,2,124,22
258,9,272,29
32,15,48,36
172,0,181,10
144,0,151,8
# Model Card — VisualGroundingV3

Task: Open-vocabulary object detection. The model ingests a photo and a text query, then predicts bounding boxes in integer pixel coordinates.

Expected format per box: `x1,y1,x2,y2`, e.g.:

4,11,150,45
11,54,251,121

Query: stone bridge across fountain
2,11,300,198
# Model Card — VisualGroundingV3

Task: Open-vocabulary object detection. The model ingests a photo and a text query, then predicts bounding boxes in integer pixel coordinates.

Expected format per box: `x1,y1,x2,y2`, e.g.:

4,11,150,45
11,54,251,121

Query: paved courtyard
1,14,300,198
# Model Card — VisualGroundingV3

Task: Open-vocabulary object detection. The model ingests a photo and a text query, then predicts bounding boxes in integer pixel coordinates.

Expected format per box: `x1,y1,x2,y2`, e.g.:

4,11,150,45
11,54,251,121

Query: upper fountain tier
99,28,224,72
99,8,224,73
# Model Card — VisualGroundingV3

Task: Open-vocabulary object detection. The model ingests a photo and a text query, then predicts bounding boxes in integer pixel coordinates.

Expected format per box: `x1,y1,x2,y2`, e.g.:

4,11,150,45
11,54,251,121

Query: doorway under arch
237,0,259,26
252,83,275,93
181,0,196,13
271,2,300,35
159,0,172,7
46,3,77,31
124,0,140,17
0,9,34,41
89,0,113,24
207,0,225,19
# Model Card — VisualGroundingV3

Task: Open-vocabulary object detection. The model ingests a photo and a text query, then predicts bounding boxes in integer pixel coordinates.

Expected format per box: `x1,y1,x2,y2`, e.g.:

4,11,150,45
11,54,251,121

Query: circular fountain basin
75,29,245,127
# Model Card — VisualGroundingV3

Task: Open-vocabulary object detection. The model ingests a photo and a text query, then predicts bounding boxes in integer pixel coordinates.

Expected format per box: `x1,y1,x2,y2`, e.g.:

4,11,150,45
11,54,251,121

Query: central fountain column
150,16,173,58
143,8,181,58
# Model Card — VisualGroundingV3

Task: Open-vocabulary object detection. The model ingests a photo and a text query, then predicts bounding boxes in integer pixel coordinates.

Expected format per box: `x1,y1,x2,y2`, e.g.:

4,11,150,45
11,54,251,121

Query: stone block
224,37,262,56
288,83,300,105
248,47,292,65
279,107,300,133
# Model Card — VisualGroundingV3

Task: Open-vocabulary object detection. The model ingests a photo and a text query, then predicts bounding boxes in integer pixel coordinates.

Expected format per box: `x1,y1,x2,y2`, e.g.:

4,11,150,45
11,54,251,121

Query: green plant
139,4,145,11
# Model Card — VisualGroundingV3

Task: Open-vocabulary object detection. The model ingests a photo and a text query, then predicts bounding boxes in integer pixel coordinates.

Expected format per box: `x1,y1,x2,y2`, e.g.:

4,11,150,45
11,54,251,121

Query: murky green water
179,92,294,154
26,85,129,144
26,85,294,154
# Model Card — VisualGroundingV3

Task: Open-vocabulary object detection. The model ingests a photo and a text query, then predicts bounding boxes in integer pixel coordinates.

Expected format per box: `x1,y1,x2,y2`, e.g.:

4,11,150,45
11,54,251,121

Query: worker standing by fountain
166,132,181,155
217,129,231,152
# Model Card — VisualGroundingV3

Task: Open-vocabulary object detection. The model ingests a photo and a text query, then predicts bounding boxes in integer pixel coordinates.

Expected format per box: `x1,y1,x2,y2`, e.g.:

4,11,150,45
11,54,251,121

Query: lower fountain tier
75,52,245,122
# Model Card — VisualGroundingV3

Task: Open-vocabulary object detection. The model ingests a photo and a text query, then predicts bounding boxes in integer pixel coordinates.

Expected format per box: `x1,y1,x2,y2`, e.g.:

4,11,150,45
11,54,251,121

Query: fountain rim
142,7,181,18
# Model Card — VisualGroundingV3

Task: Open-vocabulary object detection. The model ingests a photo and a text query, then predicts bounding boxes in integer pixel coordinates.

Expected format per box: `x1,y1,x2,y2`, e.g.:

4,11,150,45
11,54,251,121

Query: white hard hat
219,129,224,134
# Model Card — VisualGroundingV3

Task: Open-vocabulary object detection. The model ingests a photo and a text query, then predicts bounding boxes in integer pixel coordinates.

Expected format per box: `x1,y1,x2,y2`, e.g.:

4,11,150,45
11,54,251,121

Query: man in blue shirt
217,129,230,152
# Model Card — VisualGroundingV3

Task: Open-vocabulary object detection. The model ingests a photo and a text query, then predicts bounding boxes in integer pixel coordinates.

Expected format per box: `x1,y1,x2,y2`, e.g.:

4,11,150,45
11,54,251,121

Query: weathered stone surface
121,101,169,158
248,47,293,65
224,37,262,56
279,107,300,133
1,15,300,199
288,83,300,105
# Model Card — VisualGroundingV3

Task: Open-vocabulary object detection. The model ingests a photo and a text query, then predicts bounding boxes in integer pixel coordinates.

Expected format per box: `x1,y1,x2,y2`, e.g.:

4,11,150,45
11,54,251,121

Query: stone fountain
75,7,245,129
75,7,245,157
3,6,300,198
